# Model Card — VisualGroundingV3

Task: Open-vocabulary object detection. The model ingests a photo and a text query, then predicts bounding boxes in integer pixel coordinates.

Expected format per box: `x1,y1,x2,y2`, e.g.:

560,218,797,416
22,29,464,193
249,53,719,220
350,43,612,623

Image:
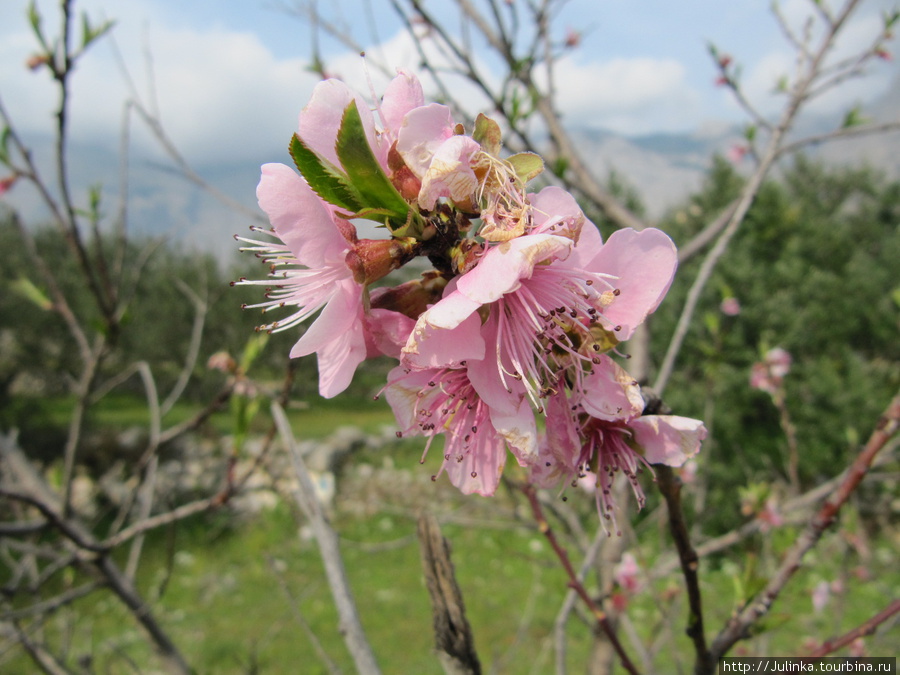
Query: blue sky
1,0,897,254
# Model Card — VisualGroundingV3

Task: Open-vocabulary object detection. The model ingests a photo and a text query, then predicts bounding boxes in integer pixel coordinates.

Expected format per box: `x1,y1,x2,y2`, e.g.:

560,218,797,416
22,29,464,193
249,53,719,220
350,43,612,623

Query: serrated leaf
334,101,412,228
473,113,502,155
11,277,53,310
289,133,362,213
507,152,543,183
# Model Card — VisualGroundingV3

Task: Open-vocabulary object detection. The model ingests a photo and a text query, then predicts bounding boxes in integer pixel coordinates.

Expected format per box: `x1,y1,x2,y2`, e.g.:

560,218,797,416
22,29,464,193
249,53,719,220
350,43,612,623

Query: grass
4,395,899,672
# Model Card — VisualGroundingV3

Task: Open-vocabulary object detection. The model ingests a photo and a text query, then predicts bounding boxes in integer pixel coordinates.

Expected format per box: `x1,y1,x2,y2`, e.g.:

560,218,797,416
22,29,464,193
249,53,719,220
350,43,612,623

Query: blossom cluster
236,71,705,524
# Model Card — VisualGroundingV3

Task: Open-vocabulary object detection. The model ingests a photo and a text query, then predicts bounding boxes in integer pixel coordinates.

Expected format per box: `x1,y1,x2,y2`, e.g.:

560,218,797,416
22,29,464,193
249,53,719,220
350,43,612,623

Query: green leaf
239,332,269,373
841,105,866,128
10,277,53,311
80,13,116,51
507,152,543,183
473,113,502,156
334,101,412,229
289,133,362,213
26,0,51,53
744,124,757,143
0,126,11,165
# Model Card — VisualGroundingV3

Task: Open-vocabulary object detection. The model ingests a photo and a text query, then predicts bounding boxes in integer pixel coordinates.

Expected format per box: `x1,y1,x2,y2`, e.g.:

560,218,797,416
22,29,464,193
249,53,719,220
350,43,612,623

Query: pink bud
720,297,741,315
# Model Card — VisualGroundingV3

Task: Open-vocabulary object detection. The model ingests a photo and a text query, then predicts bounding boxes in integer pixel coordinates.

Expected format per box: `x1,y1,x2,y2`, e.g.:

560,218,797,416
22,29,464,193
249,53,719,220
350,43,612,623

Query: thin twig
522,485,640,675
553,524,607,675
807,597,900,657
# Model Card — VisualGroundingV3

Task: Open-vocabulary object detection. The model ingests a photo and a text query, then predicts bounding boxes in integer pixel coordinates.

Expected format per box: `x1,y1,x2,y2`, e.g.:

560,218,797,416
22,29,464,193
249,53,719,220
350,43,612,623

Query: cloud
543,56,702,134
0,0,320,166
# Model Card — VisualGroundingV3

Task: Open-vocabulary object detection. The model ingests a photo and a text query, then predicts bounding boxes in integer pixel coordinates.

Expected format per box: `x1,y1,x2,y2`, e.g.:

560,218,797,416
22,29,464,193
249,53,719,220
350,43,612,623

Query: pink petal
298,79,377,169
529,186,586,239
629,415,707,467
489,398,538,466
442,431,506,496
402,309,486,369
588,228,677,340
379,69,425,140
257,163,348,267
315,323,368,398
396,103,455,177
579,356,644,421
289,279,361,358
366,308,416,359
456,234,573,304
417,135,481,210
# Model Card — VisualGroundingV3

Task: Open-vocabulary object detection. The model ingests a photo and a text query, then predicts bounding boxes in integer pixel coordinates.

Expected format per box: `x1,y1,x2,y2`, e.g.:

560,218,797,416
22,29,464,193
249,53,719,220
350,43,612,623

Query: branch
808,597,900,657
417,513,482,675
272,402,382,675
521,485,640,675
709,392,900,659
656,466,712,675
553,524,608,674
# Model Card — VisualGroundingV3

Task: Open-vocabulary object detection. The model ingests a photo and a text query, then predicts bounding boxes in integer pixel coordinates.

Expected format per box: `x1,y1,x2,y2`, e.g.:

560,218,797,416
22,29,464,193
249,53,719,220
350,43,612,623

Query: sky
1,0,897,257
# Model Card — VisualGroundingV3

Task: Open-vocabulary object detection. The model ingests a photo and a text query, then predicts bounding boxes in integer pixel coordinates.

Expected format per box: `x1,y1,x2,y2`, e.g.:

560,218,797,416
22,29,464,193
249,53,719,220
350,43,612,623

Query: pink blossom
384,358,536,496
403,202,677,409
236,163,367,398
720,297,741,316
750,346,792,394
297,70,424,172
811,580,830,613
564,27,581,48
0,175,17,196
726,144,749,164
396,103,481,210
614,553,642,593
531,378,705,532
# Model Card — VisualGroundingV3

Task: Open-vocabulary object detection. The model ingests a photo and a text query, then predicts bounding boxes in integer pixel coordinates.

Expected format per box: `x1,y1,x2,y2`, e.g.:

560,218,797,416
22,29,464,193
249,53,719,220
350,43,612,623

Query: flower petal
588,228,677,340
257,163,348,267
380,69,425,141
298,79,377,169
402,308,486,369
396,103,455,178
579,356,644,421
629,415,707,467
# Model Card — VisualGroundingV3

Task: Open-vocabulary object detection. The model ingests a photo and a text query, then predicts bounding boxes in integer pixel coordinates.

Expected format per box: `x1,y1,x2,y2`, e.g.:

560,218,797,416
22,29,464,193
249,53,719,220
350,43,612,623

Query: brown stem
656,466,712,675
521,485,640,675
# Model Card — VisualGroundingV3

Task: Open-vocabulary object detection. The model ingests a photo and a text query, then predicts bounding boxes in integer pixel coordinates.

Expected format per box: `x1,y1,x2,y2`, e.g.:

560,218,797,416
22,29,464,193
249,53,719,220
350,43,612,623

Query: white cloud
543,56,701,134
0,0,320,166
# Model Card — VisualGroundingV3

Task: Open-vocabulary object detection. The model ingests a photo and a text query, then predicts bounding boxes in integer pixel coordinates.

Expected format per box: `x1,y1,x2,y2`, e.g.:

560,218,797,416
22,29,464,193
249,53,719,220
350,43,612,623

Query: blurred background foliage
2,155,898,535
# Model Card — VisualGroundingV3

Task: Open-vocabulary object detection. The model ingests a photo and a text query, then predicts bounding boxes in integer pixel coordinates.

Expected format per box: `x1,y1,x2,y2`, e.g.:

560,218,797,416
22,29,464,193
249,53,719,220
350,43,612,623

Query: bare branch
655,467,712,674
273,402,382,674
710,392,900,659
522,484,640,675
808,597,900,657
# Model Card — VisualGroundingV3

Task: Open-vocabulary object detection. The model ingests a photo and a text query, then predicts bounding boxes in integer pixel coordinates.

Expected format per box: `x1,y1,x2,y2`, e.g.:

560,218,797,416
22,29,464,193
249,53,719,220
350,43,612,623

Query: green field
3,396,898,673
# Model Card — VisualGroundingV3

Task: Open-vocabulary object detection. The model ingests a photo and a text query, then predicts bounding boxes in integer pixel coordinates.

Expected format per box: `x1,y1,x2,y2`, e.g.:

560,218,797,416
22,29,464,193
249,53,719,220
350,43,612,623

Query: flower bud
370,272,448,319
344,237,418,285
